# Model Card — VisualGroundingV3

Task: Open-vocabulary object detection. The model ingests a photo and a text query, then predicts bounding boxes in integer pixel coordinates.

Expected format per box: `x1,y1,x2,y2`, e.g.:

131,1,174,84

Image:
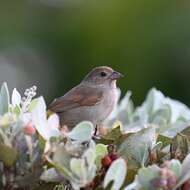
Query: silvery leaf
83,148,96,167
124,177,142,190
11,88,21,107
175,153,190,188
0,82,10,115
167,159,182,179
40,168,63,182
66,121,94,142
137,165,161,190
70,158,85,179
103,158,127,190
118,126,157,166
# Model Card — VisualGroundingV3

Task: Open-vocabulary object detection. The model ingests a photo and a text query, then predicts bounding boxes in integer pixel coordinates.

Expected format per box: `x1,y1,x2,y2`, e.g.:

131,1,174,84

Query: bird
48,66,123,130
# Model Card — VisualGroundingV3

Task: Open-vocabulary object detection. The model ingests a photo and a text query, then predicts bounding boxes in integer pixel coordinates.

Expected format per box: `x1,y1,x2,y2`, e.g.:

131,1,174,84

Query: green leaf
96,125,124,145
70,158,85,179
0,128,11,145
0,82,10,115
13,105,21,116
67,121,94,142
104,125,123,141
152,142,162,152
103,158,127,190
28,98,38,112
95,144,108,168
157,135,172,148
0,143,18,166
96,144,108,157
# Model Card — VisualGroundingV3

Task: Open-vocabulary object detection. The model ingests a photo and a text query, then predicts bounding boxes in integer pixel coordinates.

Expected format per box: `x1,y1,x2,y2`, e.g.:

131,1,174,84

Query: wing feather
48,85,103,113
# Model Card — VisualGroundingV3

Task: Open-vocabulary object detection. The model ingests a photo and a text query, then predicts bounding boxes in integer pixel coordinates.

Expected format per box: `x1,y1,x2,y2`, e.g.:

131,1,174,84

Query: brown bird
48,66,123,129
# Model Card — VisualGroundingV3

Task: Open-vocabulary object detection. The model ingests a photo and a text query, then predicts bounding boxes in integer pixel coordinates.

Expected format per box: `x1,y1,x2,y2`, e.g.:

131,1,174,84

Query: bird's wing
48,85,103,113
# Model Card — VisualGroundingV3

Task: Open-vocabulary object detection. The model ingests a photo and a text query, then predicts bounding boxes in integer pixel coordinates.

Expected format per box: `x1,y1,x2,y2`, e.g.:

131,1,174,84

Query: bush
0,82,190,190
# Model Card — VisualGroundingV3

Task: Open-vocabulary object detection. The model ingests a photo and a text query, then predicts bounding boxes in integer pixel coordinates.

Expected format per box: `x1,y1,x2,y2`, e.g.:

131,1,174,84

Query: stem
4,166,13,190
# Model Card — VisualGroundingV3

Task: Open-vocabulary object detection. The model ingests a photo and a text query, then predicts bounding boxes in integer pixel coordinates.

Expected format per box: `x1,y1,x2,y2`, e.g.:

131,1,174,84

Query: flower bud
151,178,167,188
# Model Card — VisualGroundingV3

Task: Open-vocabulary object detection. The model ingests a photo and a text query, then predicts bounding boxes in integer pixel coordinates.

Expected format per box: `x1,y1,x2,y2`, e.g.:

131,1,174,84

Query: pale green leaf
40,168,62,182
70,158,85,179
175,153,190,188
67,121,94,142
118,126,157,166
137,165,161,190
28,98,38,112
0,82,10,115
11,88,21,107
168,159,182,179
103,158,127,190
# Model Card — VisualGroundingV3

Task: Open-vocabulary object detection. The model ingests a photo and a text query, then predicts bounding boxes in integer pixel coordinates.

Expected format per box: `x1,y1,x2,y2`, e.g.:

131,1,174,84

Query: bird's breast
97,88,118,120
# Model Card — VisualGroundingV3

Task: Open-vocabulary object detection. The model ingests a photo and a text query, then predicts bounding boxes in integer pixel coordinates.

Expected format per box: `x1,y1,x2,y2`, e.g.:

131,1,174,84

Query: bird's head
83,66,123,88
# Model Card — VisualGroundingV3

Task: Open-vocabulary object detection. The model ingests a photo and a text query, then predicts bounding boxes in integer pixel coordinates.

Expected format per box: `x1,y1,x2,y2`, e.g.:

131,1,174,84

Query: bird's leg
93,124,101,140
94,124,98,136
93,124,108,137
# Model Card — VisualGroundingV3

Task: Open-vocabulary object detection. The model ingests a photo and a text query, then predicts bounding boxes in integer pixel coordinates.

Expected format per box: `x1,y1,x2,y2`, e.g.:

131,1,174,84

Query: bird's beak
110,71,124,80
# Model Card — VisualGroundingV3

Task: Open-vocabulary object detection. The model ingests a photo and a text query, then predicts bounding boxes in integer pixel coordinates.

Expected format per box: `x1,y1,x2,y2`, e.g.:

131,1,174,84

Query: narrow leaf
0,82,10,115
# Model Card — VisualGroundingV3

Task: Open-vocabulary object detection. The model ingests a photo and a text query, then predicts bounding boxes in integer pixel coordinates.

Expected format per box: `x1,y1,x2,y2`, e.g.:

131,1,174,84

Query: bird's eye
100,72,107,77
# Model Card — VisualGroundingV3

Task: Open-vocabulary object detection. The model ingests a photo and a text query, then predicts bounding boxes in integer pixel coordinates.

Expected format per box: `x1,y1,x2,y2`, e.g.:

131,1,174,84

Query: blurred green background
1,0,190,106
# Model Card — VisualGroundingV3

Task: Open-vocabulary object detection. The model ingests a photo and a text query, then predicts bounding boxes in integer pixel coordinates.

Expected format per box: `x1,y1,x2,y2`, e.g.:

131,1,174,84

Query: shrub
1,82,190,190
